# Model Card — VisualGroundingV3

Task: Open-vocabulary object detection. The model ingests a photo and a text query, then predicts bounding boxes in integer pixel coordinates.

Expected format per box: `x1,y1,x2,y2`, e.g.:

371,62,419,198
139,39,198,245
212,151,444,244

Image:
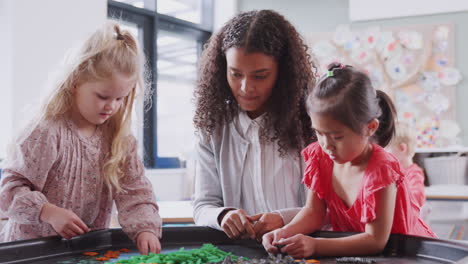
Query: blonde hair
390,121,417,157
40,21,150,193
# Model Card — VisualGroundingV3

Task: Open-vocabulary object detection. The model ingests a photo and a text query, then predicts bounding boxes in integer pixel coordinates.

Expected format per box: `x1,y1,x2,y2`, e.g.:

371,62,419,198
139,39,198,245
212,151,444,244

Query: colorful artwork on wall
307,24,462,149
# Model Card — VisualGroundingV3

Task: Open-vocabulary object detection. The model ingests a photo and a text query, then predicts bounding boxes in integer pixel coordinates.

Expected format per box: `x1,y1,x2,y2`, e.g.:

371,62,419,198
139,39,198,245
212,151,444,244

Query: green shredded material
108,243,245,264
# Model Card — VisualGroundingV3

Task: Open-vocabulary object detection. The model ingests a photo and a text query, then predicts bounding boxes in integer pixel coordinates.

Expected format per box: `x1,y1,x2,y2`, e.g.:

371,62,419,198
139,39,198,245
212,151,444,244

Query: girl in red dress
386,121,426,210
262,63,435,258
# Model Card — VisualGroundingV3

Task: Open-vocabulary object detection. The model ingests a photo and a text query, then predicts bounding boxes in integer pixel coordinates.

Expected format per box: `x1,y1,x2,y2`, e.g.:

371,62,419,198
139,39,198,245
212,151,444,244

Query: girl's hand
136,231,161,255
278,234,317,258
220,209,255,240
248,212,284,241
40,203,90,239
262,228,291,254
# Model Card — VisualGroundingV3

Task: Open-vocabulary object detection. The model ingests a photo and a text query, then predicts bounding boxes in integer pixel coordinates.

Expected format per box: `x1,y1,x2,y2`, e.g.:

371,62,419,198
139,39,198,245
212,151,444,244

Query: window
158,0,203,24
108,0,212,168
156,30,197,160
113,0,212,27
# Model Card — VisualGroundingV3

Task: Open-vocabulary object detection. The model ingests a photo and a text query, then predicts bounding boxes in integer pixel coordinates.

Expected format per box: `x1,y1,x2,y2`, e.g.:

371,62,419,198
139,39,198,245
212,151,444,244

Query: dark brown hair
307,63,396,147
194,10,317,154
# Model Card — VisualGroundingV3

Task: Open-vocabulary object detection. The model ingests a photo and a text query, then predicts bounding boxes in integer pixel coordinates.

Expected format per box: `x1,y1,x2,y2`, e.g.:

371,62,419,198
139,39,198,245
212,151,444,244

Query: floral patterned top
0,118,161,242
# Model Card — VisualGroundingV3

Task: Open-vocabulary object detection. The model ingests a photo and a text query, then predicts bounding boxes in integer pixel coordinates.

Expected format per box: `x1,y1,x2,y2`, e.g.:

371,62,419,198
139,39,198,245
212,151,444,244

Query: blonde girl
0,21,161,255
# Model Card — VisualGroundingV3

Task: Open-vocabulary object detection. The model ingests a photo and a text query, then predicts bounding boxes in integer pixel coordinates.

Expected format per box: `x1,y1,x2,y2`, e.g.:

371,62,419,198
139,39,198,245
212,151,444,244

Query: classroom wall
1,0,465,200
214,0,237,30
0,0,239,201
0,0,13,160
0,0,107,159
238,0,468,146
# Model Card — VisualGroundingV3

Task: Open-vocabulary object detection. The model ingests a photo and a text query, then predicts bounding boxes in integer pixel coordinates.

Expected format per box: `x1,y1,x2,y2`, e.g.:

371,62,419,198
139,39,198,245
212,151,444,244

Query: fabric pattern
0,118,161,242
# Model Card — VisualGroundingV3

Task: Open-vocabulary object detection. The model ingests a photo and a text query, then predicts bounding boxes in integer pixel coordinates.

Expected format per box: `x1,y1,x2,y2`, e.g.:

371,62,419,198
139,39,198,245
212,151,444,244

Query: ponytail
374,90,396,147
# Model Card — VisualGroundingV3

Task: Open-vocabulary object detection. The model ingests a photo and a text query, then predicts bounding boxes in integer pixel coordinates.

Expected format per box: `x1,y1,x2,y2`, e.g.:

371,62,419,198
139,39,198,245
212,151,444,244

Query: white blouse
235,111,304,215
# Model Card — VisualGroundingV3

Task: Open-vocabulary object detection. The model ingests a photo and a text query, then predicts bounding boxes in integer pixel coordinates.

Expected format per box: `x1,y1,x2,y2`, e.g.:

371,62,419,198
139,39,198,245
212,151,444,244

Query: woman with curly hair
193,9,317,241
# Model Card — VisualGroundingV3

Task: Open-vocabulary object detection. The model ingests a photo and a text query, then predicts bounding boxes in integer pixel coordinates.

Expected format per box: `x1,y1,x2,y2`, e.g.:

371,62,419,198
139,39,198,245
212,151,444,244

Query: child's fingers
149,239,158,254
277,235,295,245
262,233,278,253
261,237,270,248
60,230,73,240
65,228,79,238
273,230,285,243
68,223,86,235
74,218,90,232
154,238,161,254
281,239,298,254
265,243,279,254
287,249,303,259
58,232,69,240
61,225,79,238
138,239,149,255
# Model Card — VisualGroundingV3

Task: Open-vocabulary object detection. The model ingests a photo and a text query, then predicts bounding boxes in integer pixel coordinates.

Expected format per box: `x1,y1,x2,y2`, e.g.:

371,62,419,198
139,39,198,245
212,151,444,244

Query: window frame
108,0,212,169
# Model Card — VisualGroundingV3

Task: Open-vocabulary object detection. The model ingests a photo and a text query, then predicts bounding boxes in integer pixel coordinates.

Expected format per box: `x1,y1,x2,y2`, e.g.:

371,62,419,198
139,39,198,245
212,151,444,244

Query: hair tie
326,63,346,78
114,32,124,40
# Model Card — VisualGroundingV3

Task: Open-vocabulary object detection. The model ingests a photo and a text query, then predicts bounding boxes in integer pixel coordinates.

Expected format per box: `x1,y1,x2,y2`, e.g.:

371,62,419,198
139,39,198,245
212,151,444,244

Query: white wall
0,0,13,160
239,0,350,33
349,0,468,21
213,0,238,30
239,0,468,146
0,0,107,160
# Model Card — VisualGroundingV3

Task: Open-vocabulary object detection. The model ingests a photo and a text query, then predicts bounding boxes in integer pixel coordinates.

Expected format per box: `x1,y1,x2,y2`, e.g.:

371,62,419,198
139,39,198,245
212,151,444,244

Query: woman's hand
277,234,317,258
249,212,284,241
40,203,90,239
220,209,256,239
262,228,291,254
136,232,161,255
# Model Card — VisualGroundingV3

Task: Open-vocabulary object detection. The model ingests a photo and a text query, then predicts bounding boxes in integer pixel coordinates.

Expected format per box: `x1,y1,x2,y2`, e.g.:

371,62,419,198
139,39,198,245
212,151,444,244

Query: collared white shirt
234,111,303,215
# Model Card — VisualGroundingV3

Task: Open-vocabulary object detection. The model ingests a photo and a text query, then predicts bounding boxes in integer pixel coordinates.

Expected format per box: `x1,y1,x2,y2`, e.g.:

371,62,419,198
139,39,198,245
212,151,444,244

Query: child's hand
248,212,284,241
136,231,161,255
277,234,316,258
40,203,90,239
262,228,291,254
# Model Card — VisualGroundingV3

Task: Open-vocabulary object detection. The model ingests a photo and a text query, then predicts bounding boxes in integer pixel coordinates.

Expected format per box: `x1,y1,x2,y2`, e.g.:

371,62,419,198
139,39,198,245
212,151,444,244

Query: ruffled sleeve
301,142,330,199
361,144,404,223
114,136,162,241
404,164,425,209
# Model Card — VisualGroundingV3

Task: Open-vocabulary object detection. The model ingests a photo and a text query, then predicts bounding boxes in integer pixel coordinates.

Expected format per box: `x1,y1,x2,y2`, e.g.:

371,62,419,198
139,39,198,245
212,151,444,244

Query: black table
0,226,467,263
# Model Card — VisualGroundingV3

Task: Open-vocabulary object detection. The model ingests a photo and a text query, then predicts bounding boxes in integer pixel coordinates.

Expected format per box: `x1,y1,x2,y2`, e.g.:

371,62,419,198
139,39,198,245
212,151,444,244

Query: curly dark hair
194,10,317,155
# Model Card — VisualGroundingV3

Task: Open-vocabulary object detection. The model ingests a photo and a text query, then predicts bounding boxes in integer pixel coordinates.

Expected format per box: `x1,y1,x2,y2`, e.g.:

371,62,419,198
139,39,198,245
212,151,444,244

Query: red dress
302,142,435,237
404,164,426,210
